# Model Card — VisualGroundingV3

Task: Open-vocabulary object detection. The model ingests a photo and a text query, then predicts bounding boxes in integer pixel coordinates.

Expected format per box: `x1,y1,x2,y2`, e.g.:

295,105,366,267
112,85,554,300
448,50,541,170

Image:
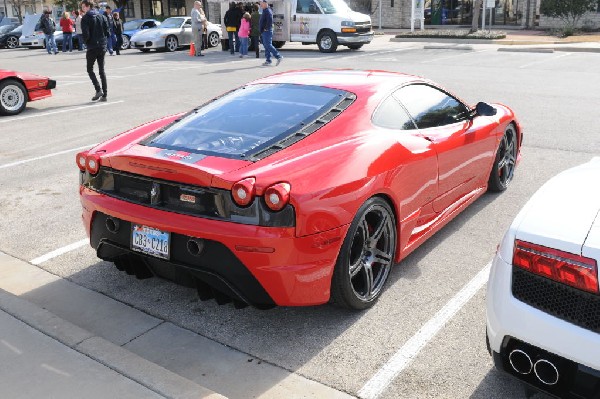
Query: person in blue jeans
40,10,58,54
259,0,281,66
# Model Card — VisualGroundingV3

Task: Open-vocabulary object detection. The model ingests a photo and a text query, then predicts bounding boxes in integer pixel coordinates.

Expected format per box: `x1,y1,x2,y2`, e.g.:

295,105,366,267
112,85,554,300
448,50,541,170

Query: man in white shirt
190,1,206,56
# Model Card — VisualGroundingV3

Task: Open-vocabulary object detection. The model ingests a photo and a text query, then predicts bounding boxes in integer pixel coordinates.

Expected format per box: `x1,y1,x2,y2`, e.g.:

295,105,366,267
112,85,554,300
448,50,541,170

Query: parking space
1,36,599,398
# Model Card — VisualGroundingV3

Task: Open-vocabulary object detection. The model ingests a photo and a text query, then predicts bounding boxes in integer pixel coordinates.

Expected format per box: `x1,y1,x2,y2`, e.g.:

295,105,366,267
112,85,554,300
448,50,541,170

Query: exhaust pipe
509,349,533,375
534,359,559,385
105,217,120,234
187,238,204,256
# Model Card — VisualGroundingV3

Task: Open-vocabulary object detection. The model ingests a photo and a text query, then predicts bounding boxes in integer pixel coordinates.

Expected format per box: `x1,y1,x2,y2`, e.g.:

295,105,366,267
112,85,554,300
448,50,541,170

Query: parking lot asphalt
1,35,599,398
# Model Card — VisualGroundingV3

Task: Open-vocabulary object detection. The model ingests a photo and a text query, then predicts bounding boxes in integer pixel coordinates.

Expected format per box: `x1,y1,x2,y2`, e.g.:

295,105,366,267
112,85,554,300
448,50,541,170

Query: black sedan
0,24,21,49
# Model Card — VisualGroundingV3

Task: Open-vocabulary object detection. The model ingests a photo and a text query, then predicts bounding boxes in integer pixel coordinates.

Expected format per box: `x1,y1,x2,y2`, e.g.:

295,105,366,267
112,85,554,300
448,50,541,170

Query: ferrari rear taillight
264,182,291,211
232,177,255,207
86,154,101,175
76,151,88,171
513,240,599,294
76,151,100,175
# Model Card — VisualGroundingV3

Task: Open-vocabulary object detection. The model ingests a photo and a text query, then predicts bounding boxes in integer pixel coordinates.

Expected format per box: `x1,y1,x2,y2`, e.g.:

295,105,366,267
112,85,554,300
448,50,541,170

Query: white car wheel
0,80,27,116
208,32,219,48
165,35,178,52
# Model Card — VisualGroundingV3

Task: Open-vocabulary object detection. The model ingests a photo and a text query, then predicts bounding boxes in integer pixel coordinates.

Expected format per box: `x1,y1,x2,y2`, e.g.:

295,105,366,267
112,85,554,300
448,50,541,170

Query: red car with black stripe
77,70,522,309
0,69,56,115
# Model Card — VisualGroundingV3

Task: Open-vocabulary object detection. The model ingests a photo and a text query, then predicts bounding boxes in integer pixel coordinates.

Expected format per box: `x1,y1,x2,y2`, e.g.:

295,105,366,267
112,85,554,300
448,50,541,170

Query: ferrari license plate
131,224,170,260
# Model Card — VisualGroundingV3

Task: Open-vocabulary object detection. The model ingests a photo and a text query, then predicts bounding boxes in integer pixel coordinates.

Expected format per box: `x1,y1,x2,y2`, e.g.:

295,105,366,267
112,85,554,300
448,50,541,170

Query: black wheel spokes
348,205,394,302
498,129,517,186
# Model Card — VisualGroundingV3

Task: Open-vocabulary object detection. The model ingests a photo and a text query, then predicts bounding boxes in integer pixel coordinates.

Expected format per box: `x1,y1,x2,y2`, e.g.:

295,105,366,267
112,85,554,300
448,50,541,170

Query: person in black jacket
81,0,109,101
40,10,58,55
113,12,123,55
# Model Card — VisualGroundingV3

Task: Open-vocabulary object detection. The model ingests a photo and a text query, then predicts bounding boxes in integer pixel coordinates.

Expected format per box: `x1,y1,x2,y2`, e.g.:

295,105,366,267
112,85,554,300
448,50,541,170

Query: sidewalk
0,251,225,399
0,251,354,399
384,28,600,52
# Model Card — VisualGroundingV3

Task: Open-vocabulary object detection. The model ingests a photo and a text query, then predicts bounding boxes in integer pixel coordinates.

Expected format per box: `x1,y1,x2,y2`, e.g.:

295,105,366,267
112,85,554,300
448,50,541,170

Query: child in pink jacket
238,12,251,58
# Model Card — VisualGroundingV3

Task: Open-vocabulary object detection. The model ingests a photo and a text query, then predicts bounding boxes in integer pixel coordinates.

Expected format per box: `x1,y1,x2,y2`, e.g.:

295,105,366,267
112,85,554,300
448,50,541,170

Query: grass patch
395,29,506,40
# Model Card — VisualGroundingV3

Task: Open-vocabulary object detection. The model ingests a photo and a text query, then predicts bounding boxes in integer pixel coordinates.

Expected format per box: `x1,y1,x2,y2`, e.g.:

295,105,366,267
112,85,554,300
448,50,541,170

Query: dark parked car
55,31,81,50
0,24,21,49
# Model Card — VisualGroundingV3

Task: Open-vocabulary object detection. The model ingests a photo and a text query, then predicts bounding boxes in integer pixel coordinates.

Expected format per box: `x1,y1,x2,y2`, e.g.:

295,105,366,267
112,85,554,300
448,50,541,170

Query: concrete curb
390,37,600,53
497,47,554,53
0,288,226,399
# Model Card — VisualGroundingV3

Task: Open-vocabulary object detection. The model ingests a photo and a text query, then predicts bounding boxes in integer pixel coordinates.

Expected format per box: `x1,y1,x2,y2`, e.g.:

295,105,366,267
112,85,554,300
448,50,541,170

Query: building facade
2,0,599,29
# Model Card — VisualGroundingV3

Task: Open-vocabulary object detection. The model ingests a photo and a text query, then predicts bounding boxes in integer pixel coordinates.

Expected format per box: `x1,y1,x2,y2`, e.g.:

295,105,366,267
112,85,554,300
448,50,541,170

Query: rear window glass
144,83,348,158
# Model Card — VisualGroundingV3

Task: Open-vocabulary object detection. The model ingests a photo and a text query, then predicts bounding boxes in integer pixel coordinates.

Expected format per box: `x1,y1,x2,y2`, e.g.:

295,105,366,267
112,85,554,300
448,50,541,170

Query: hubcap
209,32,219,48
122,36,130,49
7,36,18,49
1,85,25,112
497,127,517,187
166,37,177,51
347,204,395,302
320,35,332,50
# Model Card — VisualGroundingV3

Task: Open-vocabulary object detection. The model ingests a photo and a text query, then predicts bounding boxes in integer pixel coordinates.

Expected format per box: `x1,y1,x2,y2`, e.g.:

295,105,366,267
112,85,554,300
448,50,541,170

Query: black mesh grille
512,267,600,334
83,168,295,227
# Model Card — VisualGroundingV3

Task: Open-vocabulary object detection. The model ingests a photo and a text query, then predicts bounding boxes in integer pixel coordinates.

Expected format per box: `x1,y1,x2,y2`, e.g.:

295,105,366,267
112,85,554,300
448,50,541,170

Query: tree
540,0,597,30
470,0,482,32
7,0,35,23
53,0,80,13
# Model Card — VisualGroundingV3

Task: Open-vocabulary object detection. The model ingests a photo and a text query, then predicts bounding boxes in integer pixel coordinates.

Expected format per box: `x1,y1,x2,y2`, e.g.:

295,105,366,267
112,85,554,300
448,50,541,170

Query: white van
213,0,373,53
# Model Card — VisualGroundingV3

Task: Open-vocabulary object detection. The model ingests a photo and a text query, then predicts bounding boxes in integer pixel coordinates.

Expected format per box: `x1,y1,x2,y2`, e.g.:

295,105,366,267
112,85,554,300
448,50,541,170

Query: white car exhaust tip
509,349,533,375
534,359,559,385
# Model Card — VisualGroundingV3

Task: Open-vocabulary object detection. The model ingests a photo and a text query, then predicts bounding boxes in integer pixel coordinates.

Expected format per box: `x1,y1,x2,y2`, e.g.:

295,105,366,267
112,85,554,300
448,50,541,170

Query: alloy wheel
497,127,517,187
346,203,395,302
1,84,25,113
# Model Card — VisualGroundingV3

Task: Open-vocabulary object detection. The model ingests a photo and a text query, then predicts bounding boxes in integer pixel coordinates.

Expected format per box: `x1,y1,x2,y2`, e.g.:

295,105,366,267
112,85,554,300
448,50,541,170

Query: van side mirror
474,102,497,117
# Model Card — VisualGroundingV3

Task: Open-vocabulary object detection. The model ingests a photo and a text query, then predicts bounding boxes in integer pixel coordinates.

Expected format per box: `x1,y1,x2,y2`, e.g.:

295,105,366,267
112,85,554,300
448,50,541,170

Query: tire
165,35,178,52
6,35,19,49
208,31,219,48
347,44,363,50
488,124,518,192
273,40,285,49
330,197,396,310
121,35,130,50
317,31,338,53
0,79,28,116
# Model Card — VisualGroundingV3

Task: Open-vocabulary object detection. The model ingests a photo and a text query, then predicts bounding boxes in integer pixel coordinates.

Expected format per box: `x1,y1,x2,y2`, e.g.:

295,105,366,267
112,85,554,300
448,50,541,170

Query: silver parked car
130,16,221,52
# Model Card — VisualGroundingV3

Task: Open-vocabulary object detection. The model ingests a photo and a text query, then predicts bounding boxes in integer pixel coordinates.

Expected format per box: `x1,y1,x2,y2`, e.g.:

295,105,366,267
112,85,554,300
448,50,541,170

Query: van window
296,0,321,14
317,0,351,14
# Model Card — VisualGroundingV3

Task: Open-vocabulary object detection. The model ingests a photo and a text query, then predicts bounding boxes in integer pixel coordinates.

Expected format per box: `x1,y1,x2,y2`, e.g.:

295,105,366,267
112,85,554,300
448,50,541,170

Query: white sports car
486,157,600,398
130,16,221,52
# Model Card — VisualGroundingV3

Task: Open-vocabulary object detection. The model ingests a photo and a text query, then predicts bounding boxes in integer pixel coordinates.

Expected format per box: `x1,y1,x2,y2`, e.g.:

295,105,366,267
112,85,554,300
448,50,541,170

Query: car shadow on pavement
470,367,551,399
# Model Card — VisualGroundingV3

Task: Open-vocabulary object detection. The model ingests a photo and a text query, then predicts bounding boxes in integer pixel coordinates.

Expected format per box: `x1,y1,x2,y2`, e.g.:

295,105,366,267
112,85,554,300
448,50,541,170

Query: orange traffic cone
189,42,195,56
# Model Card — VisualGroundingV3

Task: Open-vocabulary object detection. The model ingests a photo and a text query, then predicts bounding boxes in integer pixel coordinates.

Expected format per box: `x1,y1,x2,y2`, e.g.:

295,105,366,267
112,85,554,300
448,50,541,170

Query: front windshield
317,0,350,14
160,17,184,28
123,20,142,30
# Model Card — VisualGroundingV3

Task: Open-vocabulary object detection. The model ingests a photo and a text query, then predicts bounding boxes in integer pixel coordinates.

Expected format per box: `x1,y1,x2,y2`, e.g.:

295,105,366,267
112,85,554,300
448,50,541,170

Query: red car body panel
79,70,522,307
0,69,54,102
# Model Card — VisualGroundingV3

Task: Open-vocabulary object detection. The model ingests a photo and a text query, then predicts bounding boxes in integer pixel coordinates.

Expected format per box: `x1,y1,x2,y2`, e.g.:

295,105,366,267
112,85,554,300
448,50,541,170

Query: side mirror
474,102,497,117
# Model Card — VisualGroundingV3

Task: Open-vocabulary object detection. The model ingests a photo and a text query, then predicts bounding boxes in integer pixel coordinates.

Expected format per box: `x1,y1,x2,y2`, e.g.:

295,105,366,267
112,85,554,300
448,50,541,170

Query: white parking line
30,239,89,265
0,100,124,124
421,49,490,64
358,262,492,399
518,52,572,69
0,144,97,170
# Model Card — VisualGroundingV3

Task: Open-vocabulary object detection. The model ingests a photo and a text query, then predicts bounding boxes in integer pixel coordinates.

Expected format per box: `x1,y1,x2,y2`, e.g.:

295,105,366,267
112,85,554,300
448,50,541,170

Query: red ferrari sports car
77,70,522,309
0,69,56,116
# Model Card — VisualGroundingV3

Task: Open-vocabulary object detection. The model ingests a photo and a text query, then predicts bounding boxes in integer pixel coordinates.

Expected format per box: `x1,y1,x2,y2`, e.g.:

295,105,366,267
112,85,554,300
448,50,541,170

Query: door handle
293,15,296,21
